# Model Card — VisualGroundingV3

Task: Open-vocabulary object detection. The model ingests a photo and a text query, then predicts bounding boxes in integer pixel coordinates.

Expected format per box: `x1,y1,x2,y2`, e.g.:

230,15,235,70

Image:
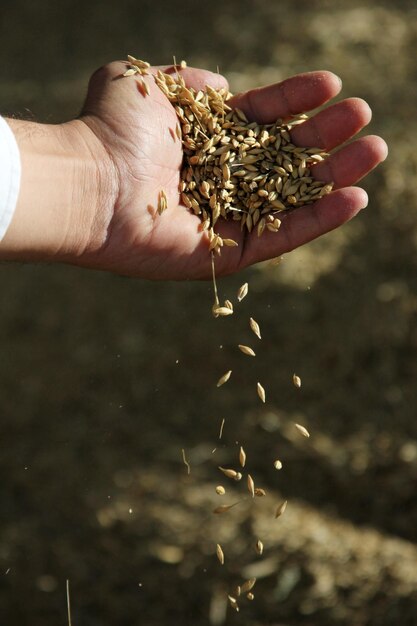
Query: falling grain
254,488,266,497
216,544,225,565
237,283,249,302
257,382,266,403
239,446,246,468
293,373,302,388
255,539,264,555
216,370,232,387
213,502,240,514
228,595,239,612
238,344,256,357
273,460,283,470
218,467,238,479
247,592,254,601
295,423,310,438
219,418,225,439
275,500,288,518
247,474,255,498
215,485,226,495
249,317,261,340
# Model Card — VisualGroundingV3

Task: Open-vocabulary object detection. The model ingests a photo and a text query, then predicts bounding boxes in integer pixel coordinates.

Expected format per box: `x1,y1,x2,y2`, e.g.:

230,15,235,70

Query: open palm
80,61,387,280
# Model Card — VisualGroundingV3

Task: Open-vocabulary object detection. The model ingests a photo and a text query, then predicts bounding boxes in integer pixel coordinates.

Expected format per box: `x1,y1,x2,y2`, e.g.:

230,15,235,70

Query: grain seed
237,282,248,302
219,467,238,479
228,595,239,612
247,592,254,601
275,500,288,518
217,370,232,387
273,460,283,470
238,344,256,357
257,382,266,403
249,317,261,339
293,373,302,388
216,485,226,495
247,474,255,498
295,423,310,438
239,446,246,468
255,539,264,555
254,488,266,497
213,502,240,514
216,544,225,565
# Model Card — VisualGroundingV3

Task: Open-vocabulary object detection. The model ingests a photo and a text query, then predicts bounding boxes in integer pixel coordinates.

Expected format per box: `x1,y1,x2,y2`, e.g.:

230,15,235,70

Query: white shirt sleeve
0,116,21,241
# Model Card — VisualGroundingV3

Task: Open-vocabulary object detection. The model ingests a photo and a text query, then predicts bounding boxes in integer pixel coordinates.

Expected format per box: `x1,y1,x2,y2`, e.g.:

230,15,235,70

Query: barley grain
241,578,256,593
217,370,232,387
273,460,283,470
239,446,246,468
238,344,256,357
249,317,261,339
295,423,310,438
255,539,264,555
216,544,225,565
237,283,249,302
218,467,238,479
215,485,226,495
257,382,266,403
293,373,302,388
247,474,255,498
275,500,288,518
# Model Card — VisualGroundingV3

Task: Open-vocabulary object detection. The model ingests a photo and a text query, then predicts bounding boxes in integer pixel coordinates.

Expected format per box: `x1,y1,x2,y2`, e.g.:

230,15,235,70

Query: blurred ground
1,0,417,624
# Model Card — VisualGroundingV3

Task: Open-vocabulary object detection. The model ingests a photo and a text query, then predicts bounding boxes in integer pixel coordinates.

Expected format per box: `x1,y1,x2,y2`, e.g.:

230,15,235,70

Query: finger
227,71,342,124
311,135,388,188
156,64,229,92
240,187,368,268
290,98,372,151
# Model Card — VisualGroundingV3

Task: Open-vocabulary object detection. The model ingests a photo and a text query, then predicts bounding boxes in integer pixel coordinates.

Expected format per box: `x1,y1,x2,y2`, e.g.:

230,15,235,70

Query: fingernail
360,190,369,209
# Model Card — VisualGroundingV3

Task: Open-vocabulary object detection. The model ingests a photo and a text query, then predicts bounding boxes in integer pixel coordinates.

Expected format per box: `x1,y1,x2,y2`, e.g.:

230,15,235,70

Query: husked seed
254,488,266,497
123,68,137,77
274,460,283,470
275,500,288,518
234,472,242,481
215,485,226,495
213,502,240,514
247,474,255,497
223,238,238,247
295,423,310,438
238,345,256,357
239,446,246,468
237,282,249,302
216,370,232,387
212,306,233,317
255,539,264,555
249,317,261,339
219,467,238,479
257,382,266,403
224,300,233,310
216,544,225,565
293,373,302,388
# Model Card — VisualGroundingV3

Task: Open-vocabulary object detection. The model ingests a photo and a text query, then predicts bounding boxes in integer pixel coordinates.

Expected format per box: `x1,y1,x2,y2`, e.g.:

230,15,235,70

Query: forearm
0,118,115,262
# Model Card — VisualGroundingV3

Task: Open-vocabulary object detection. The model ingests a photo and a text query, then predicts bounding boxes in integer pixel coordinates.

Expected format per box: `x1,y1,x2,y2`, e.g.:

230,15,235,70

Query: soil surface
1,1,417,624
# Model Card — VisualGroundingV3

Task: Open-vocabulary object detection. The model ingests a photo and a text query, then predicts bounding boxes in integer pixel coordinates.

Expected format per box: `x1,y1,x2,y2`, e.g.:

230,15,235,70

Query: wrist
0,118,118,263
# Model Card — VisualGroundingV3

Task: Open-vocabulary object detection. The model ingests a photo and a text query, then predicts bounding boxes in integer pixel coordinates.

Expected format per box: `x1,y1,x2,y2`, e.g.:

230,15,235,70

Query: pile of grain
124,56,333,256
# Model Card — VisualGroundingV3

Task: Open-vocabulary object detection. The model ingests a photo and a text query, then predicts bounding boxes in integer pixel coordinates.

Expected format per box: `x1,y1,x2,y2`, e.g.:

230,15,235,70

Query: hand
78,61,387,280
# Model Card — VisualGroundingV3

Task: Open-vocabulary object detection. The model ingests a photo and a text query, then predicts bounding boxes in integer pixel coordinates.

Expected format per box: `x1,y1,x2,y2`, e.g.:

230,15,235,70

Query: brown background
1,0,416,624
